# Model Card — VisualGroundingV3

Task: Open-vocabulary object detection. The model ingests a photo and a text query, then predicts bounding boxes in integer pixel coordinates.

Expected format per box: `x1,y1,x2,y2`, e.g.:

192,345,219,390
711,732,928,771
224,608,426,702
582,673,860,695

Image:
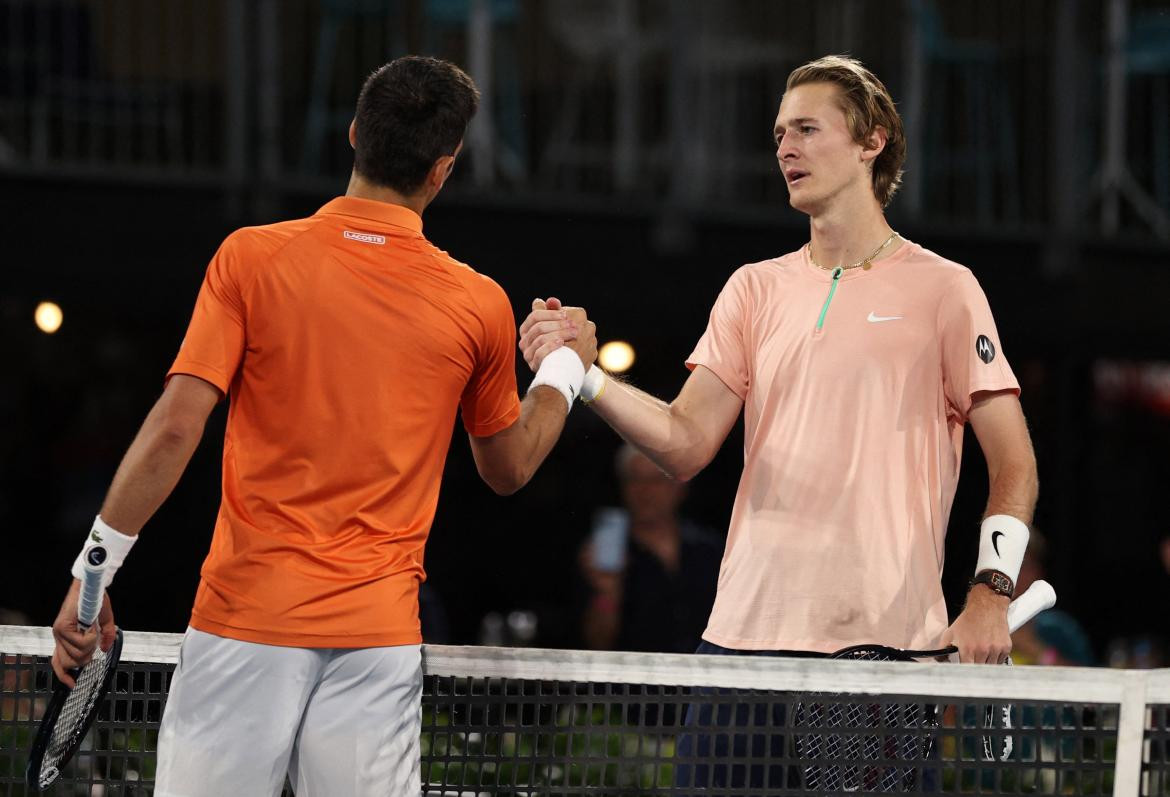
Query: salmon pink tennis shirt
168,197,521,648
687,240,1019,652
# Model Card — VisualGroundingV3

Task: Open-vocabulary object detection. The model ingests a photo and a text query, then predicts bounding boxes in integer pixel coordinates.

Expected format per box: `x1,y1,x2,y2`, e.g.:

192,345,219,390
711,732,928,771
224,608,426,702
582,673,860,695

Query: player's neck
807,192,894,269
344,171,430,217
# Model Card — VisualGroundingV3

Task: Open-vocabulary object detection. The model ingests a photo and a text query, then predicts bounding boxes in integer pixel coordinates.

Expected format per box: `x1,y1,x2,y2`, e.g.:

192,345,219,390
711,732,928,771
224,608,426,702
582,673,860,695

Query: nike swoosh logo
991,530,1004,556
867,312,903,323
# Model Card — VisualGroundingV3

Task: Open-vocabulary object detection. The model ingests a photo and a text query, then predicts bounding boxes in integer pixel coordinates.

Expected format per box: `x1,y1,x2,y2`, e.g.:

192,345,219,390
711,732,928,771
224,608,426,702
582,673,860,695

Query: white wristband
527,347,586,412
580,365,606,403
71,515,137,590
975,514,1029,585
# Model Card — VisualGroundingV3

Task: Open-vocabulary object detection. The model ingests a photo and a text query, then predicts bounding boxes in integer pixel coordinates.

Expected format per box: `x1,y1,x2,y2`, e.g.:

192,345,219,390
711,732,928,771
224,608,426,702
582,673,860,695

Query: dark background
1,0,1168,660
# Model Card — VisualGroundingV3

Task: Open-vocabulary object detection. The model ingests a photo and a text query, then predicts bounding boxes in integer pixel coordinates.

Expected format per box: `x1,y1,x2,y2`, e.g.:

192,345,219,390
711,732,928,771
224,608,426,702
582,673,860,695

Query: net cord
0,624,1135,701
3,623,1165,797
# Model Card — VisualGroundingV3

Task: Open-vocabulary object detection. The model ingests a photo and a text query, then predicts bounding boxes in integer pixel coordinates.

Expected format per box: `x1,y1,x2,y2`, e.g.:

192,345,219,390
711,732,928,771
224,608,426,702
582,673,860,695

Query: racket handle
77,545,109,630
1006,579,1056,633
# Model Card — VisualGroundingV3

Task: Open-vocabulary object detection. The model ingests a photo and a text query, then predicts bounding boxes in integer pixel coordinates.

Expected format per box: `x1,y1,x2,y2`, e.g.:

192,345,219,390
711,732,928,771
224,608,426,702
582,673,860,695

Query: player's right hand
519,298,594,371
50,579,115,688
564,311,597,370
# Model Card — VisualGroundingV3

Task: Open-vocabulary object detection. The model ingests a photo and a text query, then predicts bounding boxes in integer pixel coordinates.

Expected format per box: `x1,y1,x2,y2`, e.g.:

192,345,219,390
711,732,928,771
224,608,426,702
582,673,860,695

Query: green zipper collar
815,267,843,331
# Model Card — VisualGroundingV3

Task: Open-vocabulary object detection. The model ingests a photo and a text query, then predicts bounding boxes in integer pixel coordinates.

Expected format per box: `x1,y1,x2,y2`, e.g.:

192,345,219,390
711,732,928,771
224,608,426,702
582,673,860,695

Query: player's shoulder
431,244,504,292
725,250,802,287
221,216,318,259
897,241,978,283
742,249,803,275
424,244,512,312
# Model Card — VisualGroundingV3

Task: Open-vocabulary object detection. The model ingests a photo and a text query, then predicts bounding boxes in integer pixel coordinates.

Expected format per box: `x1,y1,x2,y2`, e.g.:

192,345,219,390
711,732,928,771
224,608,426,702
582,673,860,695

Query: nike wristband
70,515,137,591
974,514,1029,586
527,347,586,412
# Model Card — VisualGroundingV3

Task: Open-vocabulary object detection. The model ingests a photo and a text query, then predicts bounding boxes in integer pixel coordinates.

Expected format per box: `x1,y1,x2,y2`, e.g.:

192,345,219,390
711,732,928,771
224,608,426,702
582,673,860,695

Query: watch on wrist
969,569,1014,598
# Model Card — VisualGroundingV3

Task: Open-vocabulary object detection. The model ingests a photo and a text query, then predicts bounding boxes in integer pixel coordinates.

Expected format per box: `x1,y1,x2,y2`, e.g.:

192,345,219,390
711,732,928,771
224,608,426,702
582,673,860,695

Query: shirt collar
316,196,424,234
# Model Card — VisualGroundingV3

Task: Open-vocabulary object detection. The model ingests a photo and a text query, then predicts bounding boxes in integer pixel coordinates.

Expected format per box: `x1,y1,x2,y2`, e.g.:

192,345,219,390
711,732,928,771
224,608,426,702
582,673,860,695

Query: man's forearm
510,387,573,487
99,403,208,534
471,386,570,495
982,460,1039,525
588,379,709,481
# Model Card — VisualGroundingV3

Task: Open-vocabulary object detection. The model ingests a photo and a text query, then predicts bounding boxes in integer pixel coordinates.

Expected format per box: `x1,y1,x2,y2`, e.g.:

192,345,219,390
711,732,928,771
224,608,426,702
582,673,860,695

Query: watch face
973,571,1013,596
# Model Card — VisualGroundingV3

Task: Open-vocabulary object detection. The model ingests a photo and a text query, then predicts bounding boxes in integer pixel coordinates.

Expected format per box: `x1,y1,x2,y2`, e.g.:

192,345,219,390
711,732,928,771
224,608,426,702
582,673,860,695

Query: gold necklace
808,231,900,271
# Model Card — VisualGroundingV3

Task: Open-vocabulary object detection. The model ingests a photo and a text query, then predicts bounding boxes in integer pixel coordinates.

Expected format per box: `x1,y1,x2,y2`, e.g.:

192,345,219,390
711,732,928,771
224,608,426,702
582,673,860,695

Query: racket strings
795,649,939,793
38,646,111,782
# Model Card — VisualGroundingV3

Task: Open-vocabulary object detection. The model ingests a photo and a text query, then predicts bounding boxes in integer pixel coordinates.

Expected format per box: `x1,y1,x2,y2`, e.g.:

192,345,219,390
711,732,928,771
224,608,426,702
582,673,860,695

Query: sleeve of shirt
166,234,248,394
461,278,522,437
938,269,1020,422
685,266,752,399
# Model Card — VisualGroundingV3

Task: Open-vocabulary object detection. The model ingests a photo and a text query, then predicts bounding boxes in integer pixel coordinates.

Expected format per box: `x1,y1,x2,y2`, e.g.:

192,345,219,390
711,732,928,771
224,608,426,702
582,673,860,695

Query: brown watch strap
969,569,1014,598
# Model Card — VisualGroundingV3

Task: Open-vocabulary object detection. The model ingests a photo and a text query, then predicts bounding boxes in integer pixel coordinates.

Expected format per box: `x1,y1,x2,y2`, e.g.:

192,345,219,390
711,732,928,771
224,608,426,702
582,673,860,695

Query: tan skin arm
585,366,743,482
51,375,221,685
940,389,1039,664
466,387,582,496
519,299,743,482
467,312,597,495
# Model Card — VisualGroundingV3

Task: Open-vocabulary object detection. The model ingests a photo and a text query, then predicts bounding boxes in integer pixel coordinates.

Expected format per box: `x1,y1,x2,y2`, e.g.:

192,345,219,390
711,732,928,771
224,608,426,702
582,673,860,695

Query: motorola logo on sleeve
976,335,996,364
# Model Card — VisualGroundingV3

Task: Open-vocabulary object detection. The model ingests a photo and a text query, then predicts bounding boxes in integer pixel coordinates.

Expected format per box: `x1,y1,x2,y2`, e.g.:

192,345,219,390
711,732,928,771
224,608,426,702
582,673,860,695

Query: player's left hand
50,579,116,688
938,584,1011,664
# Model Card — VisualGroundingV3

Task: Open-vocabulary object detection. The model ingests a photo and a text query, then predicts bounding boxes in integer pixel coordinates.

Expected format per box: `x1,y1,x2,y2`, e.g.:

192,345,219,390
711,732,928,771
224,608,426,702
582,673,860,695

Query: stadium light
35,301,63,334
598,340,635,373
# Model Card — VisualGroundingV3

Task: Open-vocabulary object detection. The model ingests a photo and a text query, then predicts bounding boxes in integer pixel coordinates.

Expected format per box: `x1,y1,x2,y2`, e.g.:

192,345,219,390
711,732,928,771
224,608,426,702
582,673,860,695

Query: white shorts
155,628,422,797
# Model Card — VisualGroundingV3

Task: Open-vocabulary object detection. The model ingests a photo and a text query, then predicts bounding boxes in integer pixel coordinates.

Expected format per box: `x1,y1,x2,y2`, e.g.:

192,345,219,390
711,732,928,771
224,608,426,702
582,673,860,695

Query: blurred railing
1,0,1167,241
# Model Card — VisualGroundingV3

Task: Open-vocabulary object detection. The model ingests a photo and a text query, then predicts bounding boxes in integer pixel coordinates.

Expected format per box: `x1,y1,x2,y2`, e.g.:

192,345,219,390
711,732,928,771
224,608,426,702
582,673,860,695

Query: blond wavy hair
785,55,906,208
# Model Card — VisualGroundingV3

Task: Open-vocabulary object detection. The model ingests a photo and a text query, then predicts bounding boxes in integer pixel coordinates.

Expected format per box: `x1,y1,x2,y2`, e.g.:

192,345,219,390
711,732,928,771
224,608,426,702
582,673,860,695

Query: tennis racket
26,546,123,790
795,580,1057,793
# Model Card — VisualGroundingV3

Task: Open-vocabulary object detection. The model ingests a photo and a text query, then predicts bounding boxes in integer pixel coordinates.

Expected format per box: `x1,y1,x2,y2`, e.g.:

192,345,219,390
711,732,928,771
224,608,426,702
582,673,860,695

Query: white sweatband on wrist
527,346,586,412
975,514,1030,585
71,515,137,590
580,365,606,404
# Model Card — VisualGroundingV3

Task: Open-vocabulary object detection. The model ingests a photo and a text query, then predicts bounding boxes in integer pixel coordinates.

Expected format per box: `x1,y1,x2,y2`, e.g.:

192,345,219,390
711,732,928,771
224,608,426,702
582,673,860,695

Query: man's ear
348,119,357,150
861,125,887,163
428,153,456,190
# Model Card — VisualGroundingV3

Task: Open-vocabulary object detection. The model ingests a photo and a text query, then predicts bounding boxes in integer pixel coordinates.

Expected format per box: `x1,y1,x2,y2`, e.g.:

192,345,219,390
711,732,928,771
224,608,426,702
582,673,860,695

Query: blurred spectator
1011,529,1094,666
477,609,539,647
579,445,722,653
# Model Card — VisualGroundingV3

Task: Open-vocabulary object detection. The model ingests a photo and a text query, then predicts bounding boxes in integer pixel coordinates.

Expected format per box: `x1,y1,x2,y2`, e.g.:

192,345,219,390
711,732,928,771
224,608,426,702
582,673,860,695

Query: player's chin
786,188,817,215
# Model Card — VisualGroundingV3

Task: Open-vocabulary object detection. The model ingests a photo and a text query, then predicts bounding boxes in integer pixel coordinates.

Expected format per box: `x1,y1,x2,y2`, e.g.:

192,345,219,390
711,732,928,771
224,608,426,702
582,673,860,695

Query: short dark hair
353,56,480,194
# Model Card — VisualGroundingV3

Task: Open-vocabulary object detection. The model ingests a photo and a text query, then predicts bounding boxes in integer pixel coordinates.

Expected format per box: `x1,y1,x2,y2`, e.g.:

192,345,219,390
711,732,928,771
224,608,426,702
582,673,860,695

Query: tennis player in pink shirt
520,55,1038,665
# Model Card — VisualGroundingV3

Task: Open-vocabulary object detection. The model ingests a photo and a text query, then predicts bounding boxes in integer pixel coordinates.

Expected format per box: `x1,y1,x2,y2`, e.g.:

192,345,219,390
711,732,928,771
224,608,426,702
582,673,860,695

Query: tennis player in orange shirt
49,56,596,796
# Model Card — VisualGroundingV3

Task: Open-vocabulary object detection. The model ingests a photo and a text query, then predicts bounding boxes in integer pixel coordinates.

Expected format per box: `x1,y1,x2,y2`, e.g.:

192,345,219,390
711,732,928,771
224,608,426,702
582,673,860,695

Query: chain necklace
808,231,900,272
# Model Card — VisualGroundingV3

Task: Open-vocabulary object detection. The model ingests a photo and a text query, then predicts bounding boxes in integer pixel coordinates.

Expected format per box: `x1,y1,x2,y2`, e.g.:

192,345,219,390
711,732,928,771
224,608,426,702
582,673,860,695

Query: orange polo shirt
168,197,521,647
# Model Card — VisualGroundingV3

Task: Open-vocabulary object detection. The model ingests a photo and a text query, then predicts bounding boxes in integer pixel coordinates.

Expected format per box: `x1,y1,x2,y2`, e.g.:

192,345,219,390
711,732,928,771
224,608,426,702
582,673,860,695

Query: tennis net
2,625,1168,795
